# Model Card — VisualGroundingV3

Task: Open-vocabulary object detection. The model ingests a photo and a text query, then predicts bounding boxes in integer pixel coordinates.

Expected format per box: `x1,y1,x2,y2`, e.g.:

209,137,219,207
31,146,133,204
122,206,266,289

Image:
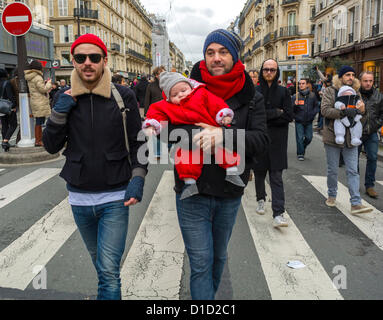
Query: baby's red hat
70,33,108,57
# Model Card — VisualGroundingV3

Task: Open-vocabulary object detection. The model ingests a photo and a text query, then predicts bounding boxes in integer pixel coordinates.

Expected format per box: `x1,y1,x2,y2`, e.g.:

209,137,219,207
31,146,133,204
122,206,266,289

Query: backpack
110,83,130,155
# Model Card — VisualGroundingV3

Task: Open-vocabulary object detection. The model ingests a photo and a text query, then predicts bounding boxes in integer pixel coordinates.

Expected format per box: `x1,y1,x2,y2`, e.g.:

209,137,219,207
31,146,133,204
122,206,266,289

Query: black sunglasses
263,68,277,73
73,53,104,64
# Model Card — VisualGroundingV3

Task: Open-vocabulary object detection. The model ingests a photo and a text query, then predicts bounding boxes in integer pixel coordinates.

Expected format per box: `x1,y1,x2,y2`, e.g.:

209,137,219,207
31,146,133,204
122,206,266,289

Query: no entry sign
1,2,33,36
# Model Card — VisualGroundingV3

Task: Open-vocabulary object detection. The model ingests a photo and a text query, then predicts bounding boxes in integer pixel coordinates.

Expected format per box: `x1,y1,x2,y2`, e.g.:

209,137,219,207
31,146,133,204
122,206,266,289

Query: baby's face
341,90,354,96
169,82,192,105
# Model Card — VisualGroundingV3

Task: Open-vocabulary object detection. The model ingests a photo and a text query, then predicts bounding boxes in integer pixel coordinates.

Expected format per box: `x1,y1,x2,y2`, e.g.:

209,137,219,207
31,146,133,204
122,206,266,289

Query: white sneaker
256,199,265,215
273,214,288,228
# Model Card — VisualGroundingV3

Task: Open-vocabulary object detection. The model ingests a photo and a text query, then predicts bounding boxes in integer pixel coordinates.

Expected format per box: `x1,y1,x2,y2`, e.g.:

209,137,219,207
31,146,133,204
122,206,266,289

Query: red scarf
199,60,245,101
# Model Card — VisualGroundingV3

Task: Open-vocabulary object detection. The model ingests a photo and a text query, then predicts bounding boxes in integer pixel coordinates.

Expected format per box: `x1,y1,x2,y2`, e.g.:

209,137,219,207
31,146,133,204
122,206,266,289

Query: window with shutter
68,25,74,42
355,5,360,41
366,0,371,37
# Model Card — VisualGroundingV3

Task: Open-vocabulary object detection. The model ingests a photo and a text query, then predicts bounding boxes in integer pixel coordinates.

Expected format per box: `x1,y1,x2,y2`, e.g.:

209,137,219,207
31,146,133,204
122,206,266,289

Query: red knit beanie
70,33,108,57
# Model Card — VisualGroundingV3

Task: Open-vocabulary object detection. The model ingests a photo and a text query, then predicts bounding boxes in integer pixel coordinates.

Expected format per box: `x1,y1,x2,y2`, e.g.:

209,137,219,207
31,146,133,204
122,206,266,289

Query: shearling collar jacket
43,67,147,192
321,75,366,148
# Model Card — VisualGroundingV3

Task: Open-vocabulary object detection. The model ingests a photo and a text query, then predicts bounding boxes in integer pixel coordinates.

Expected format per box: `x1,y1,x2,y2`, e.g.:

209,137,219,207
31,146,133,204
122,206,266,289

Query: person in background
320,65,372,215
248,69,259,86
144,66,166,157
358,71,383,198
254,59,293,227
292,78,319,161
24,60,52,147
111,74,126,86
49,82,60,109
0,68,17,152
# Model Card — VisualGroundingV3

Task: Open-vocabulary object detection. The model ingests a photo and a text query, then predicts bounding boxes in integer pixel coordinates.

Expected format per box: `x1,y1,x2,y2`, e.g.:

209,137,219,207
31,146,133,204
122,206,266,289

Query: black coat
43,84,147,192
144,78,163,116
292,89,319,125
165,61,269,198
360,88,383,137
0,79,17,109
255,65,293,172
134,78,149,107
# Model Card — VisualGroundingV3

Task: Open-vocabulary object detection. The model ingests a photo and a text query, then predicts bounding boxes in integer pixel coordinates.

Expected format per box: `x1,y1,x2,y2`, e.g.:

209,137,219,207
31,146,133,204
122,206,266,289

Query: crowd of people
1,29,383,301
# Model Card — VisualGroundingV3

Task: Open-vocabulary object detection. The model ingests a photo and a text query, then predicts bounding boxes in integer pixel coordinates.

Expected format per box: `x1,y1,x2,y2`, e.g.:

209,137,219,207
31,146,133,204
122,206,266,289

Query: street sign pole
16,35,35,147
1,1,35,147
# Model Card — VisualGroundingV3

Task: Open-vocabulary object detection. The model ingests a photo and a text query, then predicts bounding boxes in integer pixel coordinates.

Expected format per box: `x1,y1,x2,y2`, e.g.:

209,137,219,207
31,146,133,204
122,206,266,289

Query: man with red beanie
165,29,269,300
42,34,148,300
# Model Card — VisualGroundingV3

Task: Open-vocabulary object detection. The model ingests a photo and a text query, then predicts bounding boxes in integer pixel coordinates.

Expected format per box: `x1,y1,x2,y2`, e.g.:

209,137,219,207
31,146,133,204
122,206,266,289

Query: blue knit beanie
338,66,355,78
203,29,243,63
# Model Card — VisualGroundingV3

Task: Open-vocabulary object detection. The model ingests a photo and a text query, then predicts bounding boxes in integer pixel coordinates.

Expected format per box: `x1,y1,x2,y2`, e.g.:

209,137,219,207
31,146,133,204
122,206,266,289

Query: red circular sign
1,2,33,36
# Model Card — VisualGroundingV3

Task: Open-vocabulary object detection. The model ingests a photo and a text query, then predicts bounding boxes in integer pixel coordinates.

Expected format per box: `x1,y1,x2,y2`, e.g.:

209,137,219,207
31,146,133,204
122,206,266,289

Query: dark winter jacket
0,79,17,110
134,78,149,107
255,63,294,171
43,67,147,192
165,61,269,198
360,87,383,137
144,78,163,116
292,89,319,125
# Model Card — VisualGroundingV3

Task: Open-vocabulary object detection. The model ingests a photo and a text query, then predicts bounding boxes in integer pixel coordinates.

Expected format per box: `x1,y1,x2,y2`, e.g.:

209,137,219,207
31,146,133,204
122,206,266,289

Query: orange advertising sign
287,39,309,56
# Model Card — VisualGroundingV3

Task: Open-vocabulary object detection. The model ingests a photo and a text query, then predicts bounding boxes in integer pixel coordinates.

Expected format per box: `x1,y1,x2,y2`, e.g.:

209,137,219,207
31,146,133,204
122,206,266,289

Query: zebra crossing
0,166,382,299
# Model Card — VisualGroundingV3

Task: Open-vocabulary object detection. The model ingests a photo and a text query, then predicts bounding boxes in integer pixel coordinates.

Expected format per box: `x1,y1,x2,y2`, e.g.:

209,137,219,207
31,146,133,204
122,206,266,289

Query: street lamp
76,0,80,38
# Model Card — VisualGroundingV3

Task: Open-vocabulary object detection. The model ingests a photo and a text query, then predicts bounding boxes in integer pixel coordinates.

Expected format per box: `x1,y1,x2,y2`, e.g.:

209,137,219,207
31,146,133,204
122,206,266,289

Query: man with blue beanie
165,29,269,300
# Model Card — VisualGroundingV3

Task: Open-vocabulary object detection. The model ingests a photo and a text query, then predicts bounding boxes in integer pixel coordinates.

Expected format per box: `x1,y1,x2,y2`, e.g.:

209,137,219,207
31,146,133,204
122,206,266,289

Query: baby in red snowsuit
143,71,244,200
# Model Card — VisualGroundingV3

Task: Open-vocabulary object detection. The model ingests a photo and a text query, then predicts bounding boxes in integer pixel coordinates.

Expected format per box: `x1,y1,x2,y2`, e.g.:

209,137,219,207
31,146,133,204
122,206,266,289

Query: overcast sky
139,0,247,65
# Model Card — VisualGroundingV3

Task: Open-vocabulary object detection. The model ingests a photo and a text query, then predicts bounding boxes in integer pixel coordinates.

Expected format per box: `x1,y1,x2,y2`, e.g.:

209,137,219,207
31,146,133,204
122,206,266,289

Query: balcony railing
282,0,299,6
372,24,379,37
111,43,120,52
263,31,276,45
265,5,274,18
73,8,98,19
127,48,151,64
348,33,353,43
279,25,298,37
254,18,262,29
252,40,261,51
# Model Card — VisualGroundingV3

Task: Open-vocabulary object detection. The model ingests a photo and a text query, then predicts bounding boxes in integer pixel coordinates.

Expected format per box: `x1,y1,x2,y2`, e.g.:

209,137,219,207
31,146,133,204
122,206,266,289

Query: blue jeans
295,122,313,156
175,193,242,300
358,132,379,189
324,144,361,206
71,200,129,300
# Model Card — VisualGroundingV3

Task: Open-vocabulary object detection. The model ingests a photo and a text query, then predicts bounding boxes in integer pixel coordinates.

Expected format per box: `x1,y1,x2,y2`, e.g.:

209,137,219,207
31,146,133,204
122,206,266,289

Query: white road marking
0,198,76,290
121,170,184,300
242,180,343,300
0,168,61,209
304,175,383,250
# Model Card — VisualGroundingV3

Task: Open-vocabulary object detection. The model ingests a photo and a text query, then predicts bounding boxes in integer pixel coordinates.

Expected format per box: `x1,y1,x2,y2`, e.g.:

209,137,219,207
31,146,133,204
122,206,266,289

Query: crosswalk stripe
0,169,4,172
0,168,61,209
242,181,343,300
376,181,383,187
0,198,76,290
121,170,184,300
304,175,383,250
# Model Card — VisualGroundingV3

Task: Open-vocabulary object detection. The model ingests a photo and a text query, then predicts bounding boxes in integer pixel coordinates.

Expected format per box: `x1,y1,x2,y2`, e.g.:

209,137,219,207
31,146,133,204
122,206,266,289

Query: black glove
342,108,358,118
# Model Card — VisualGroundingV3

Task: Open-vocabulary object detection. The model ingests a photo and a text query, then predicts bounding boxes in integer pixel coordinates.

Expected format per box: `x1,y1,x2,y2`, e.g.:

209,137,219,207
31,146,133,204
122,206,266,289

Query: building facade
169,40,186,73
0,0,55,78
238,0,315,83
312,0,383,90
151,14,171,71
49,0,152,82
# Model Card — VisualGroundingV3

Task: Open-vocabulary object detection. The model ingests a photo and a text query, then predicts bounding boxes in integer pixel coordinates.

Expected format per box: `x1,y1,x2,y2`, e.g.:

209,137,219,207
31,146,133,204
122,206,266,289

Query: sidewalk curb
0,146,60,166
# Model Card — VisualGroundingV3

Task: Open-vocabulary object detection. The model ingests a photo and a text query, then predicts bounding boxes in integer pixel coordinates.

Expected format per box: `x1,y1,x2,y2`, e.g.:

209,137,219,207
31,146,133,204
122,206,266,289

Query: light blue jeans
71,200,129,300
175,192,242,300
324,144,362,206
